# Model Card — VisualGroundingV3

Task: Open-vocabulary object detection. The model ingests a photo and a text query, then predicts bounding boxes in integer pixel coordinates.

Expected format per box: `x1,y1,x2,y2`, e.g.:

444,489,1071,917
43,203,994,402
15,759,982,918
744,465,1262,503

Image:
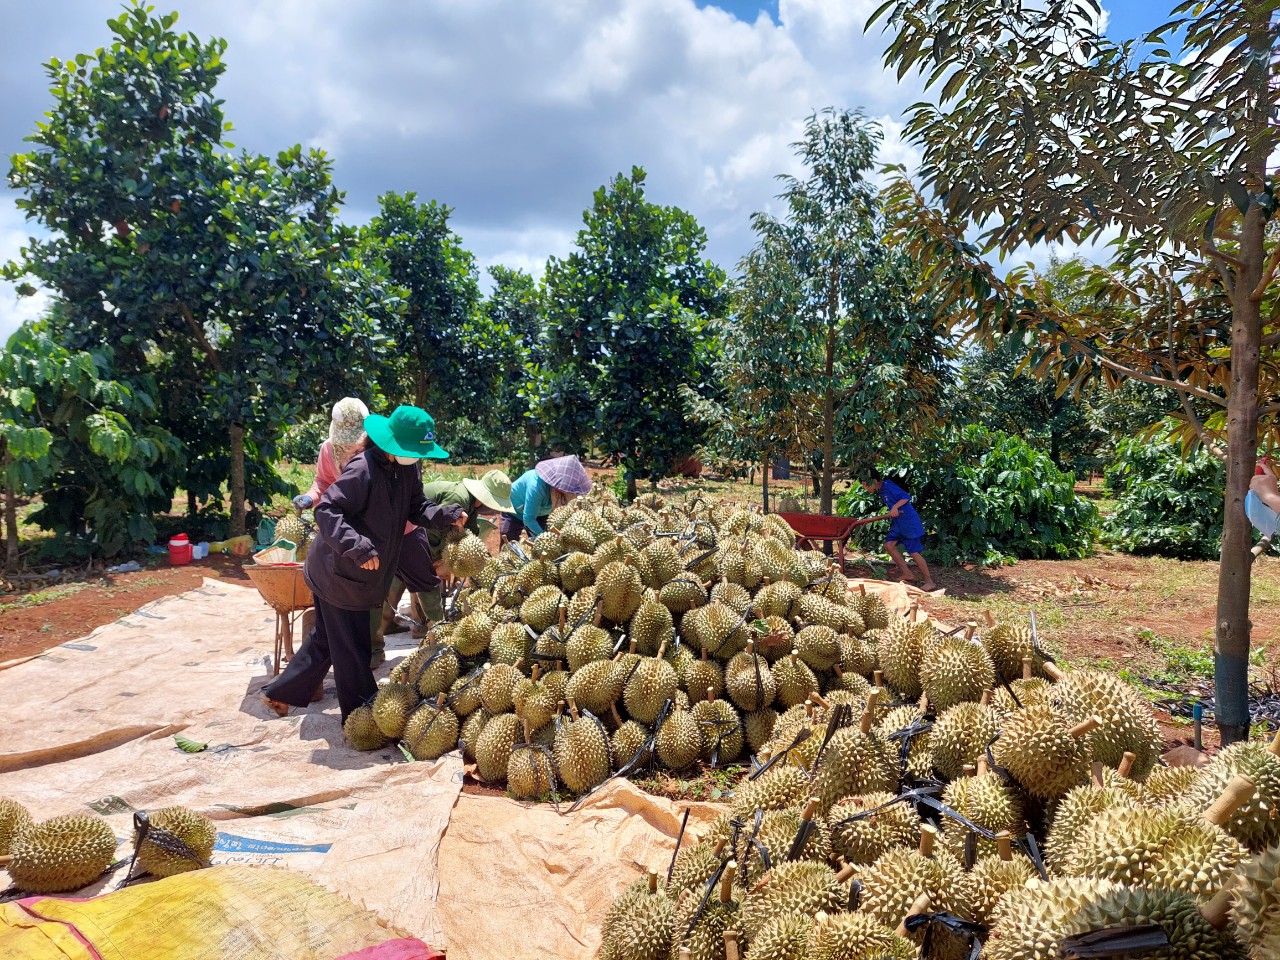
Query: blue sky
0,0,1188,337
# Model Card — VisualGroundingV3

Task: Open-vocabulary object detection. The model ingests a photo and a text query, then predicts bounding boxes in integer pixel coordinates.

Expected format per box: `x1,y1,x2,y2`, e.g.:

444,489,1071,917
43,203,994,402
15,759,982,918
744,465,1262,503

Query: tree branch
1251,239,1280,302
178,303,224,373
1165,280,1227,459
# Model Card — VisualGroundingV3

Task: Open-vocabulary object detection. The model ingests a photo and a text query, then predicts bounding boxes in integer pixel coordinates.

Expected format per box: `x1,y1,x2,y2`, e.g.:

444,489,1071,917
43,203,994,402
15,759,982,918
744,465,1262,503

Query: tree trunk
821,272,838,515
415,370,430,409
761,458,769,512
625,470,637,502
229,422,247,538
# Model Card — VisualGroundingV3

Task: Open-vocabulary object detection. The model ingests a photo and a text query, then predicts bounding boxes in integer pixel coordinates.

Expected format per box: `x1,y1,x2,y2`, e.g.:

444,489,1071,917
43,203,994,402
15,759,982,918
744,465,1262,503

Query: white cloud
0,204,49,340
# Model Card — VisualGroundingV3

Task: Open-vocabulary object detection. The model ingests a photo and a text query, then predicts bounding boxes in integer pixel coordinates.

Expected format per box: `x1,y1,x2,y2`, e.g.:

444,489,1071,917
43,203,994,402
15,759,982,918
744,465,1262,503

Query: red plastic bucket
169,533,192,566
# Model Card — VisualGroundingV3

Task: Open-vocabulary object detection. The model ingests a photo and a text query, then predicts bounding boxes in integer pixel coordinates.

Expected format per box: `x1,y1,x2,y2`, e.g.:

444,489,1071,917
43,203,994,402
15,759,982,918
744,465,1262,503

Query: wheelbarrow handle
850,513,892,527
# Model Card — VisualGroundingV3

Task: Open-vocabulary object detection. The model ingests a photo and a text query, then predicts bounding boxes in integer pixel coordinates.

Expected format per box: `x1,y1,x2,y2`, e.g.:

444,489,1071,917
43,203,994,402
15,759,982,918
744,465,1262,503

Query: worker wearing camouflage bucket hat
262,405,464,724
502,455,592,541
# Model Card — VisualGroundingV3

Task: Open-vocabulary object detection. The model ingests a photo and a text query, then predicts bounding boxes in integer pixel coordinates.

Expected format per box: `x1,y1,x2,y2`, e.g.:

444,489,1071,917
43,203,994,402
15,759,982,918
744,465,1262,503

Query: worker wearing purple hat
502,455,592,540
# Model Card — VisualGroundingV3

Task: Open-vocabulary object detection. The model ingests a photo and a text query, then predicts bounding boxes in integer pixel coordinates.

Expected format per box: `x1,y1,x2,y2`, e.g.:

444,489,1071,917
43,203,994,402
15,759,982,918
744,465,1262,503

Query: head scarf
329,397,369,470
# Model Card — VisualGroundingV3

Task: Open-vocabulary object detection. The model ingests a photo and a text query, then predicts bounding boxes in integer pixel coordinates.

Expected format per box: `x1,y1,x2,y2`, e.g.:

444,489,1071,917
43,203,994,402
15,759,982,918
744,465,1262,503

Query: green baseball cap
364,406,450,460
463,470,515,513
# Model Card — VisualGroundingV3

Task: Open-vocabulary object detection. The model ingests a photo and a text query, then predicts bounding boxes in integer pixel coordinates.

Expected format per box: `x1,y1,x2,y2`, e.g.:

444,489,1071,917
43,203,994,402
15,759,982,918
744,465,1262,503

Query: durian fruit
981,621,1037,682
344,704,388,751
520,585,565,632
542,668,570,705
939,770,1024,861
531,529,564,558
753,538,808,587
740,860,843,940
598,870,675,960
919,632,995,711
598,559,646,623
566,584,601,626
671,861,740,960
567,624,615,672
487,622,529,668
655,703,703,771
403,694,460,760
710,579,751,615
991,704,1093,800
967,840,1038,926
554,700,612,794
1145,764,1204,805
826,664,871,698
371,681,418,739
734,805,833,886
1063,805,1247,901
878,618,930,700
811,701,897,811
479,661,523,715
754,615,795,663
726,647,777,713
0,798,33,856
560,659,623,719
412,644,461,697
452,610,496,657
794,624,841,672
684,602,749,660
744,913,811,960
563,512,613,552
1044,768,1145,872
984,877,1117,960
804,911,914,960
859,827,975,957
515,552,559,594
682,650,725,701
829,791,918,865
7,814,118,893
475,712,521,781
592,534,637,574
560,552,596,593
612,717,652,770
624,642,680,724
796,594,850,635
659,576,707,615
772,650,819,709
448,669,483,716
445,533,490,579
733,762,810,816
743,709,779,753
928,698,1000,780
1058,885,1244,960
1231,845,1280,959
274,513,312,561
630,594,675,654
875,704,933,782
852,589,890,631
691,690,743,763
641,540,683,588
535,625,569,664
513,667,561,729
836,632,875,677
992,676,1054,715
508,721,558,801
1184,735,1280,850
1050,666,1163,779
754,580,803,620
459,708,492,761
136,806,216,878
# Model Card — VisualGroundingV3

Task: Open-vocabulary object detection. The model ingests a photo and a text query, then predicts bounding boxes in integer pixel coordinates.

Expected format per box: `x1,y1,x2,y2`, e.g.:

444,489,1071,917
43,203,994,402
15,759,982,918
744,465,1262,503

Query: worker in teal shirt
503,456,592,540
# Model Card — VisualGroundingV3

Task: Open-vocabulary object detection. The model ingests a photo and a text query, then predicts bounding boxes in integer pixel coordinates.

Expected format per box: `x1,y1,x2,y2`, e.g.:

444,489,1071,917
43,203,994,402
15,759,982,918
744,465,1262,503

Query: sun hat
463,470,515,513
535,455,592,496
364,406,450,460
329,397,369,447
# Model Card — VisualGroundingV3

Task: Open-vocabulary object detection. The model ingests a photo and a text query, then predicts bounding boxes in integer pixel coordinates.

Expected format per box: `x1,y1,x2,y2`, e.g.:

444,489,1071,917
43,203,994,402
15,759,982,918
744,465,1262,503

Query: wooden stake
1118,752,1136,779
1204,775,1257,826
895,892,931,938
996,832,1012,862
1068,716,1101,738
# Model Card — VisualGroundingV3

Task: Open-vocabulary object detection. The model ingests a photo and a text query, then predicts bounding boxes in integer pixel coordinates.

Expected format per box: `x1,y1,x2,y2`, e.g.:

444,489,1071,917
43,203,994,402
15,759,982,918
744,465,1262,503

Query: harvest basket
244,562,314,676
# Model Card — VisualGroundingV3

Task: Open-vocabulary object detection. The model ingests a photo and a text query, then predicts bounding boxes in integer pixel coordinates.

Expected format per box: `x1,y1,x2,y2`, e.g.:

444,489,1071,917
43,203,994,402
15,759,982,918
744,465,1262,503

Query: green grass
0,583,88,610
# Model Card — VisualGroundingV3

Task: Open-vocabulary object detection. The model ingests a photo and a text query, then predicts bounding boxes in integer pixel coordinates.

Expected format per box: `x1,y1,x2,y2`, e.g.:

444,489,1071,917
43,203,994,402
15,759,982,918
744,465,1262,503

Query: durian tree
5,3,386,537
868,0,1280,743
484,264,546,467
536,167,726,499
729,108,951,516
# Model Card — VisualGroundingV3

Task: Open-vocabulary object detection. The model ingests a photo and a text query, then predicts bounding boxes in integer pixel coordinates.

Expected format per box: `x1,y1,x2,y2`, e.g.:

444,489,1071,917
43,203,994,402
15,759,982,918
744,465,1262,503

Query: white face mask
393,455,420,466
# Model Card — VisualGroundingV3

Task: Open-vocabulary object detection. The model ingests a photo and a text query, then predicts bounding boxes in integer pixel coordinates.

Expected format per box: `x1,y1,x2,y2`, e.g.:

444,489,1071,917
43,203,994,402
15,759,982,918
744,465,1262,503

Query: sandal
260,693,290,717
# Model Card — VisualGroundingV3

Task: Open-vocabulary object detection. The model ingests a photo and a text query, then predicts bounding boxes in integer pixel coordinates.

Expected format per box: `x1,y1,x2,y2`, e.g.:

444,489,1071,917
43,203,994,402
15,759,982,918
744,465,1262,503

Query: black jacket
303,448,461,611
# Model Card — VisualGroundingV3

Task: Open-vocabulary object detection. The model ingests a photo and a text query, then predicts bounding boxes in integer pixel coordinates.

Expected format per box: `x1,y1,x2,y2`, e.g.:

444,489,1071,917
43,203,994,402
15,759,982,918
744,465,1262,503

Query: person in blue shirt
503,455,593,540
863,470,937,593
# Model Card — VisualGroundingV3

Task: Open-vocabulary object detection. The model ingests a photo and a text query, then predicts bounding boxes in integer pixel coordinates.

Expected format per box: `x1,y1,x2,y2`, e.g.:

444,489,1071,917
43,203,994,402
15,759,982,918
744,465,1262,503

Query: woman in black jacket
262,405,465,722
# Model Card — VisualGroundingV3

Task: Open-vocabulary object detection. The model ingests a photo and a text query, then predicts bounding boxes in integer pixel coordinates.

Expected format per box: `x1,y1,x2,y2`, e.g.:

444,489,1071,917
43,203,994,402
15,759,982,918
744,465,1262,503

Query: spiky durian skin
992,677,1054,715
991,704,1090,800
811,726,897,812
597,560,645,623
1232,845,1280,959
860,848,974,957
982,623,1037,682
554,713,612,794
519,585,564,632
630,596,674,653
1144,764,1203,806
940,773,1024,861
475,713,521,782
878,620,929,700
479,663,522,715
655,709,703,771
448,670,483,716
919,634,996,711
743,914,812,960
772,655,819,709
836,631,874,676
731,765,811,820
371,681,418,739
804,911,915,960
794,625,841,672
681,655,725,702
969,854,1038,926
691,698,743,763
559,552,596,593
512,678,557,730
624,657,680,724
829,791,918,865
452,610,496,656
344,705,389,751
984,877,1118,960
875,705,933,782
671,892,740,960
402,701,460,760
668,843,720,897
599,884,675,960
447,533,490,579
0,797,33,856
929,701,1001,780
1063,806,1247,902
732,807,833,885
566,624,615,672
507,744,557,800
726,653,777,712
137,806,216,878
1044,780,1142,873
411,644,461,697
1060,885,1246,960
611,720,651,770
1184,740,1280,850
740,860,842,940
853,591,890,630
8,813,118,893
1051,669,1163,779
743,709,778,753
459,708,492,761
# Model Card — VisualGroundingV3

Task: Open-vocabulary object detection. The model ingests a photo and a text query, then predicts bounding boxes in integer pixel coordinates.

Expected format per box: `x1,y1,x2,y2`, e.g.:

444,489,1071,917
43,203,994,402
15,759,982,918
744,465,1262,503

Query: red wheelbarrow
776,512,889,571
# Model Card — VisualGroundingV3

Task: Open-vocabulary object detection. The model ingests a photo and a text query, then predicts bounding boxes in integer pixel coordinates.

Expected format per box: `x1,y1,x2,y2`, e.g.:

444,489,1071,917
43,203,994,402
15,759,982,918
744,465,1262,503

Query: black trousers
263,599,376,722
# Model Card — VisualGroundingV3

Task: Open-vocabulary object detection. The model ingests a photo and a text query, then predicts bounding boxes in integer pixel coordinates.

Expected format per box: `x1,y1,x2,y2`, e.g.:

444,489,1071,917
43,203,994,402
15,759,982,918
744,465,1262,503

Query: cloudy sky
0,0,1171,337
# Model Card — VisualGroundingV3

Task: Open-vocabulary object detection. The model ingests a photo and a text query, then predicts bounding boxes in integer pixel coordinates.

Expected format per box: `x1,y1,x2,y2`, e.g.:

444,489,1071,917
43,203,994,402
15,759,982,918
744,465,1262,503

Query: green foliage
1103,427,1226,560
535,167,725,492
836,427,1098,566
437,416,501,465
277,413,329,465
483,265,543,468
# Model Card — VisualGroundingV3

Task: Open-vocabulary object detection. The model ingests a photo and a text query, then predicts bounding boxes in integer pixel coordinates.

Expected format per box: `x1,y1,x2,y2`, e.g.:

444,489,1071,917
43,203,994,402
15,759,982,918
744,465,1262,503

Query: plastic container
193,542,210,560
169,534,193,566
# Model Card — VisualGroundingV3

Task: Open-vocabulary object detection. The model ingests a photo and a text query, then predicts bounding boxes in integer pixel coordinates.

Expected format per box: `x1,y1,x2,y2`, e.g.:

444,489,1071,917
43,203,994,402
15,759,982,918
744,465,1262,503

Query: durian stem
559,605,566,630
996,832,1012,861
1090,761,1105,787
647,870,658,893
895,892,931,938
964,622,976,640
801,798,818,822
758,748,772,763
611,703,623,727
1204,774,1258,826
514,657,524,670
1043,661,1066,682
1068,716,1101,738
706,686,715,703
567,697,581,721
435,693,446,709
0,855,9,868
522,718,532,745
679,949,692,960
908,602,918,621
1118,751,1136,778
980,688,993,707
858,584,866,595
1200,886,1233,930
1021,657,1033,681
984,610,995,627
722,930,741,960
789,649,799,665
657,640,669,660
719,861,737,902
918,692,929,713
873,670,884,687
833,663,844,678
835,862,857,882
976,757,990,777
962,764,976,777
918,824,937,858
811,692,831,709
712,837,727,857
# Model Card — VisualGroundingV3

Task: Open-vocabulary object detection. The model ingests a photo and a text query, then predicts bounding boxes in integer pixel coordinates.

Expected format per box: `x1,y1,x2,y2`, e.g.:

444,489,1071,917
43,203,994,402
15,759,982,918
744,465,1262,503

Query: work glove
292,494,314,511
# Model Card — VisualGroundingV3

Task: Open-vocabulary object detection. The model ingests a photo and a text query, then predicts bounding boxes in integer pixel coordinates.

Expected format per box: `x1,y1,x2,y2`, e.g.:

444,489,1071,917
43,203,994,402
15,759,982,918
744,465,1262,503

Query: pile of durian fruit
0,799,218,893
